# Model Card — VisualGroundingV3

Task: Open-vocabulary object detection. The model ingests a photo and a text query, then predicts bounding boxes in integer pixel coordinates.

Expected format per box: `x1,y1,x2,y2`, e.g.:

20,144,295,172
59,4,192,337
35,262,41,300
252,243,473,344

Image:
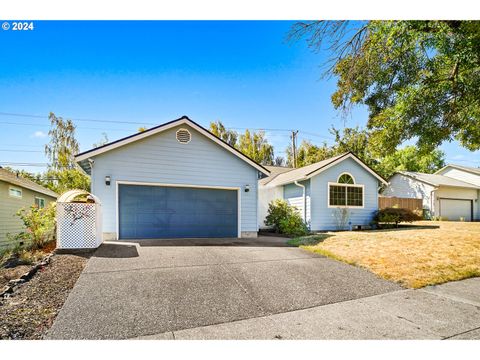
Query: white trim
327,181,365,209
115,180,242,239
337,172,356,184
308,153,387,185
8,186,22,199
435,164,480,177
76,117,269,175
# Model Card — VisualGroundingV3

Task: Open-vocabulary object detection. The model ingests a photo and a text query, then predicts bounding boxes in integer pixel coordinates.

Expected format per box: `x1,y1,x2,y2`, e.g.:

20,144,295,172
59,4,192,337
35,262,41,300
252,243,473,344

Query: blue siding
90,124,259,238
283,180,311,224
309,157,379,230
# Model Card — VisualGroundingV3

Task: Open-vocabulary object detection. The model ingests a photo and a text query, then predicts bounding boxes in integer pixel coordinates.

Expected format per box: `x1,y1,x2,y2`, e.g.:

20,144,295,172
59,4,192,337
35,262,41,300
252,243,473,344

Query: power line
0,149,43,153
0,111,158,126
0,162,48,167
0,121,134,132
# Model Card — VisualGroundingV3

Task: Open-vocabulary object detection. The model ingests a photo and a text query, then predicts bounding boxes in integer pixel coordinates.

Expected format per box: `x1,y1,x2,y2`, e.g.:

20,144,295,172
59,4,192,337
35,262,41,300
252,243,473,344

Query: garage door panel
439,199,472,221
119,184,238,239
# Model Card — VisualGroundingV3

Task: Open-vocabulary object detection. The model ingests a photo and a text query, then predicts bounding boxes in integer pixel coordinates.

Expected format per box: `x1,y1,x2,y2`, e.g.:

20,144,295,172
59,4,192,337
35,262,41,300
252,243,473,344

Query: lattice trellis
57,202,103,249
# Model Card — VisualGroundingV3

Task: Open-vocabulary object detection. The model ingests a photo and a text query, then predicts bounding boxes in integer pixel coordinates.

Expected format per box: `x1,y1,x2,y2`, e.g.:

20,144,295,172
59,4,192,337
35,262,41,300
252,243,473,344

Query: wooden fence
378,196,423,211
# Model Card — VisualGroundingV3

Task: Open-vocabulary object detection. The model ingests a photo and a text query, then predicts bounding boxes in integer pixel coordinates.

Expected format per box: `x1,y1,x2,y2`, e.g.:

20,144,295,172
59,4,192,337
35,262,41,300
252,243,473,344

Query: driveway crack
218,263,266,315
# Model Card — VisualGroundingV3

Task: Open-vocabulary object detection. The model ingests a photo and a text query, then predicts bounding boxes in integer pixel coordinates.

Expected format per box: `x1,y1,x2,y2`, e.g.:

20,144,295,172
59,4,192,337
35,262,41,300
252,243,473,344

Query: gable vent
176,128,191,144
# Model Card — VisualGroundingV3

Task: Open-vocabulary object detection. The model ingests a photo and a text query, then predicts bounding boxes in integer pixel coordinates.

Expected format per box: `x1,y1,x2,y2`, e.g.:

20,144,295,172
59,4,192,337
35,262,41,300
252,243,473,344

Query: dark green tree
290,20,480,154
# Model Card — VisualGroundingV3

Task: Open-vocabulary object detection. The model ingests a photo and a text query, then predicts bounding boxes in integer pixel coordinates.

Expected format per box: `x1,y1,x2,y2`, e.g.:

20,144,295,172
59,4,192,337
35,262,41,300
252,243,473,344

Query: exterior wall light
105,176,111,186
244,184,250,192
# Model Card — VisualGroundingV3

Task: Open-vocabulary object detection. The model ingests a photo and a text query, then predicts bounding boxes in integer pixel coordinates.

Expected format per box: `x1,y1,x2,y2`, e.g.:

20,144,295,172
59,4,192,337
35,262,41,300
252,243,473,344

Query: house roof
0,167,58,198
397,171,480,189
262,152,388,187
259,165,293,185
75,116,270,176
435,164,480,176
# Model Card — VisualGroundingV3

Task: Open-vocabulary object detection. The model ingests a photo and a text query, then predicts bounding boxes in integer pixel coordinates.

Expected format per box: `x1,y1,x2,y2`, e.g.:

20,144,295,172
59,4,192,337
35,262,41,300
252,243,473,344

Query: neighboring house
0,167,58,248
75,116,270,240
383,167,480,221
258,152,388,231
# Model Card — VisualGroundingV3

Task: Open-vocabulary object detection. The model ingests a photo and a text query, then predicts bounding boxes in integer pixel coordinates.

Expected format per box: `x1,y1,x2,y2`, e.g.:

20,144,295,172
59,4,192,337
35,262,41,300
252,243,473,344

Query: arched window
338,173,355,184
329,173,363,208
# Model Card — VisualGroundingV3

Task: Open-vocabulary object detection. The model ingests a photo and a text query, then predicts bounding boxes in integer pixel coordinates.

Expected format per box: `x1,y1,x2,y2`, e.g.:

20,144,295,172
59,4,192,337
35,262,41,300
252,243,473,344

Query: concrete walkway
134,277,480,340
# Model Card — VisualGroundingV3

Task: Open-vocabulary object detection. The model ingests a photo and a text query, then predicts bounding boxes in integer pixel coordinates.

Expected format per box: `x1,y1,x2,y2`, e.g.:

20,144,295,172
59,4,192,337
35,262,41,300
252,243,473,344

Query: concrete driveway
47,237,401,339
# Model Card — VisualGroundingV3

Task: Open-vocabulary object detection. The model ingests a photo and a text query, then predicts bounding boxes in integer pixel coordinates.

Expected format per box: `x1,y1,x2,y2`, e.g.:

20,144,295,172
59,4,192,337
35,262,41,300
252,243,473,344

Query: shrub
373,207,422,227
279,212,309,237
265,199,308,236
15,203,56,249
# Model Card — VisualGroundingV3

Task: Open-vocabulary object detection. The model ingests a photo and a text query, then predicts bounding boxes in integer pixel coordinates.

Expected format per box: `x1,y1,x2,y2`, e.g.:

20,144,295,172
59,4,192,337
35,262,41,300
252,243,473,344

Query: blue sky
0,20,478,173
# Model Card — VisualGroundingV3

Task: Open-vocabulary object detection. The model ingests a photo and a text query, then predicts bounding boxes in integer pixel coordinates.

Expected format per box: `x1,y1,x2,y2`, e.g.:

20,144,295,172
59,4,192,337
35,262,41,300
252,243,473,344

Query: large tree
290,20,480,154
237,129,274,166
209,121,275,165
375,146,446,179
44,112,90,193
209,121,238,147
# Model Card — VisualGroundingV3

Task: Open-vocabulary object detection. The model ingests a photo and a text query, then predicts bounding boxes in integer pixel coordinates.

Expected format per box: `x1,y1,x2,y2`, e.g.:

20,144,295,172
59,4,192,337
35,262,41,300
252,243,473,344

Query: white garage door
439,199,472,221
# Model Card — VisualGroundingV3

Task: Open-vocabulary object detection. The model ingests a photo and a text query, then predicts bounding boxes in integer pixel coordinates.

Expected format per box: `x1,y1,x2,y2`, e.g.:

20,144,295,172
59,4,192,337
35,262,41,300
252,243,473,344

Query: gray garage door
118,184,238,239
439,198,472,221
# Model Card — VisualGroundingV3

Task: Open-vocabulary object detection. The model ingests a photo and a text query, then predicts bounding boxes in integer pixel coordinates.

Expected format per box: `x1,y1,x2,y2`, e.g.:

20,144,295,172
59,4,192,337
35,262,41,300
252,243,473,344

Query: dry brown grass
300,221,480,288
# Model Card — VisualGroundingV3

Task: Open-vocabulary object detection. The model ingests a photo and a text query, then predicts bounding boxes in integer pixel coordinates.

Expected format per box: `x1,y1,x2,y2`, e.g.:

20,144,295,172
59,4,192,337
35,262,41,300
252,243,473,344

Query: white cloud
31,130,47,138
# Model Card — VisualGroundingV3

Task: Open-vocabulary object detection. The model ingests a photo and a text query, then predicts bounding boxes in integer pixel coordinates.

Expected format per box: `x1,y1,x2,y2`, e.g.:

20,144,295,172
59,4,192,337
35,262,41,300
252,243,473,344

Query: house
382,166,480,221
258,152,388,230
0,167,58,248
75,116,270,240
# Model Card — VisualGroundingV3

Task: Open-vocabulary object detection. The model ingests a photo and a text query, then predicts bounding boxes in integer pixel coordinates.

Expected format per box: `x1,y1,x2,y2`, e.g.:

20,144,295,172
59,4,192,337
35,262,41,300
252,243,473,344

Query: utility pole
291,130,299,168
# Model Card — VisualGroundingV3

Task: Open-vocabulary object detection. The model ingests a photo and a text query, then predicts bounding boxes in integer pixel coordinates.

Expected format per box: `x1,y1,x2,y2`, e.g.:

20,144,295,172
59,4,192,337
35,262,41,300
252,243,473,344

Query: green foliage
237,129,274,166
209,121,275,165
291,20,480,153
265,199,308,236
43,168,90,194
376,146,446,178
3,167,47,188
209,121,238,147
279,213,309,237
374,207,422,227
45,112,80,171
14,203,56,249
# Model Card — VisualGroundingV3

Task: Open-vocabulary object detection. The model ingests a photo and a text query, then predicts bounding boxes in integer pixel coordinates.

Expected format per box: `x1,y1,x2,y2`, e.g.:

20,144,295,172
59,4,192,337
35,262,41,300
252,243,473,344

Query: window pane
35,198,45,208
329,185,346,206
9,188,22,198
338,174,354,184
347,187,363,206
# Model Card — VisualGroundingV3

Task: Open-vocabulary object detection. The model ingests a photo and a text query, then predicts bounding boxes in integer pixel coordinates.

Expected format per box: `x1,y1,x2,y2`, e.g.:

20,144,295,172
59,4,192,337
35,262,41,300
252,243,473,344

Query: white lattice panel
57,203,103,249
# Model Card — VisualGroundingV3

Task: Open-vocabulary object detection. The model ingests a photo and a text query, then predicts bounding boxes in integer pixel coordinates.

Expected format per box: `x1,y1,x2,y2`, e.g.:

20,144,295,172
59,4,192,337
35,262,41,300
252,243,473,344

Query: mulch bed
0,253,90,339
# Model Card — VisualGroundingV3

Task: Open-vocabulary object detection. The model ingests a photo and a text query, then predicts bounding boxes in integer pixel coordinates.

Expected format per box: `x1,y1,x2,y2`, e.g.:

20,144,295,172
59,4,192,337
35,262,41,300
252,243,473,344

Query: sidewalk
134,277,480,340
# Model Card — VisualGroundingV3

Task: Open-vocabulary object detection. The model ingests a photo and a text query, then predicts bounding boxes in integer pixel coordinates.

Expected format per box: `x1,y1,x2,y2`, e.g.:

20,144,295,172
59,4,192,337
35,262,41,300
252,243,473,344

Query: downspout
294,181,307,223
430,189,436,219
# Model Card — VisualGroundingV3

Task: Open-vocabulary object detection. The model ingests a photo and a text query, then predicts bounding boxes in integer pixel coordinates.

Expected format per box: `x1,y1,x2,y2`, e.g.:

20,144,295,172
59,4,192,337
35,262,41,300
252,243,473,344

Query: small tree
14,203,56,249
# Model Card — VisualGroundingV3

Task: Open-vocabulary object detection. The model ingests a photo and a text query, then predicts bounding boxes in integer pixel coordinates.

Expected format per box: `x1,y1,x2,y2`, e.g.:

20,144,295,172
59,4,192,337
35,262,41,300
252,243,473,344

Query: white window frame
35,197,46,208
337,172,356,184
327,182,365,209
9,186,22,199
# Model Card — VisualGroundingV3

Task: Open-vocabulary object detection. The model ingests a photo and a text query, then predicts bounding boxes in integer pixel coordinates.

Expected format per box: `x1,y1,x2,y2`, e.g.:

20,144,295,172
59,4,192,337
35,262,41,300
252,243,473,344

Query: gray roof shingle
0,167,58,198
398,171,480,189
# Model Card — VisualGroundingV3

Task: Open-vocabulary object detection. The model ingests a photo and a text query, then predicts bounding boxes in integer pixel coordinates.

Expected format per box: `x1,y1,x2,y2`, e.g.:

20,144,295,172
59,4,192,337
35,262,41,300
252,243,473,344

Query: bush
14,203,56,249
279,212,309,237
265,199,308,236
373,207,422,227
